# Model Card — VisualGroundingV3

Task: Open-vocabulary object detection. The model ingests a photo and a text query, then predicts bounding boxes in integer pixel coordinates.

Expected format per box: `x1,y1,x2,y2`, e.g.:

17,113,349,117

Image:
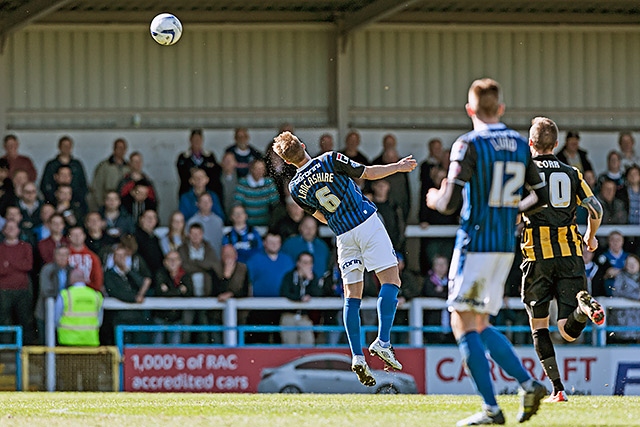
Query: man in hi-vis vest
55,269,103,346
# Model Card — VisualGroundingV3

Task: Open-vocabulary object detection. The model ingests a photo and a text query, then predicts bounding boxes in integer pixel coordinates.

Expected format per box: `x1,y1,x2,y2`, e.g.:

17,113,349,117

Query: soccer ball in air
150,13,183,46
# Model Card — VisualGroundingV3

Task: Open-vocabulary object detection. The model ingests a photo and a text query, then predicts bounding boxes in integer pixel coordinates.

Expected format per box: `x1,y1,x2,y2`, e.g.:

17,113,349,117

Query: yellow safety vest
57,286,103,347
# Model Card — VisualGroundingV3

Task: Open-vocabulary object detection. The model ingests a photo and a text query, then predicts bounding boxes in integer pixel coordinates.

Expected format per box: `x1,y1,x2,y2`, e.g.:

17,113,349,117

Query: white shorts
336,214,397,285
447,251,514,316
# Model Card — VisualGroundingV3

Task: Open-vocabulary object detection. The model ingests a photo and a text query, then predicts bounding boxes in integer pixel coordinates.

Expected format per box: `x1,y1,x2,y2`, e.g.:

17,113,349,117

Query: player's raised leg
369,265,403,370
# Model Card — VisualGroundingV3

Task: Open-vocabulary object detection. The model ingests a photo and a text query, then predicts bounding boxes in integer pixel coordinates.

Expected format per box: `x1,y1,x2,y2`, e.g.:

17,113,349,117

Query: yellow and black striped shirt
521,154,593,261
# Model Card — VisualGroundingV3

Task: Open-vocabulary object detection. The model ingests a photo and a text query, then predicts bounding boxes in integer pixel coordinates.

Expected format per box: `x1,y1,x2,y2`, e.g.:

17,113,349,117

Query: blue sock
343,298,363,356
377,283,399,343
481,326,531,383
459,331,498,407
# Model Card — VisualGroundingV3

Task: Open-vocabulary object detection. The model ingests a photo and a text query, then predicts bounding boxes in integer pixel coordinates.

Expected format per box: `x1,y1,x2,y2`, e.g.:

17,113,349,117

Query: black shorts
521,255,587,320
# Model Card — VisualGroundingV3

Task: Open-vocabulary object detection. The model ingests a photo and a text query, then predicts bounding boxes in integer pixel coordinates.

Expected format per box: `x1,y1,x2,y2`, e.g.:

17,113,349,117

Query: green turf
0,393,638,426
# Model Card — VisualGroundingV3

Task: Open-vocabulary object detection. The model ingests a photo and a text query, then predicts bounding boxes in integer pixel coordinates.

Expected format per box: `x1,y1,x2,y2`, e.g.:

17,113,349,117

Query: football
150,13,183,46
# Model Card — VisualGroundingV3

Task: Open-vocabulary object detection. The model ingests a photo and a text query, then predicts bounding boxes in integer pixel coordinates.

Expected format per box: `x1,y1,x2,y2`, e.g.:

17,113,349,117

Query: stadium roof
1,0,640,41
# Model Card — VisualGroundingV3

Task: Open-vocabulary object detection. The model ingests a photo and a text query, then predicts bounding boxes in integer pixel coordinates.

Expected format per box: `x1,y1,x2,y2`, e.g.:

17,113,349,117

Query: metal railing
0,326,23,391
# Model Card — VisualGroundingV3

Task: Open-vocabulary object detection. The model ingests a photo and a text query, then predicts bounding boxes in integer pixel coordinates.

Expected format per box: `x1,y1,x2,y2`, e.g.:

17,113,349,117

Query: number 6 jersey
289,152,377,236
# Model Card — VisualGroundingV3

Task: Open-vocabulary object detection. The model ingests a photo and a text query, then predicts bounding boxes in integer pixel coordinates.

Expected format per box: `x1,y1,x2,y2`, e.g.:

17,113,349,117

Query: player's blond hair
529,116,558,153
468,78,502,118
273,131,306,164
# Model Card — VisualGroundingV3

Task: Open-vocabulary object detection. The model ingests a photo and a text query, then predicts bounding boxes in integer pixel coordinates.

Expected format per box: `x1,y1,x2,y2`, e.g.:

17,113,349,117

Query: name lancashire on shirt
292,163,334,200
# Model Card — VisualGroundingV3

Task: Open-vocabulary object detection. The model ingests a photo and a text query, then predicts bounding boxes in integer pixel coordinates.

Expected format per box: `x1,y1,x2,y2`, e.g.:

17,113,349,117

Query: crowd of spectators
0,127,639,347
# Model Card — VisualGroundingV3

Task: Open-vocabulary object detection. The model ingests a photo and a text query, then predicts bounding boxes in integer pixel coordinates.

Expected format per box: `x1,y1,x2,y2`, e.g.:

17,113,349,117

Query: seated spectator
234,158,279,227
32,203,56,242
596,150,625,195
618,131,640,171
53,184,84,228
214,244,249,302
245,232,294,344
597,179,627,225
55,268,103,347
222,204,263,263
90,137,130,211
121,178,157,221
0,220,36,344
220,152,238,222
100,190,135,241
84,211,116,262
225,127,262,178
40,136,89,211
176,128,222,199
152,250,192,345
370,179,405,252
2,134,37,183
67,225,103,292
179,167,225,222
159,211,186,255
36,245,72,344
270,196,305,241
134,209,164,273
0,158,16,216
186,192,224,258
609,254,640,344
118,151,157,204
279,252,325,345
556,130,594,174
599,230,629,296
281,215,331,280
624,164,640,225
37,213,69,265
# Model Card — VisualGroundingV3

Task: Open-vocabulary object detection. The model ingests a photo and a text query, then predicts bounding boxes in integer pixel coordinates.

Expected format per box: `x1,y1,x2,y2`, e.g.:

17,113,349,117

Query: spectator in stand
222,204,263,263
583,243,607,297
103,234,153,297
42,165,89,216
83,211,115,262
234,158,279,227
118,151,157,205
279,251,326,345
33,203,56,242
37,213,69,265
596,150,625,194
215,244,249,303
625,164,640,225
40,136,88,210
178,222,221,343
609,253,640,343
220,152,238,222
371,133,398,165
67,225,103,293
100,191,135,242
419,138,445,192
271,196,305,241
90,138,130,211
152,250,191,345
179,167,225,222
0,158,16,216
379,147,411,223
281,215,331,280
186,192,224,258
225,127,262,179
53,184,83,228
369,179,405,253
55,268,103,347
597,179,627,225
422,254,450,343
246,232,295,344
619,132,640,171
134,209,164,274
121,178,157,221
599,230,629,296
3,205,35,245
1,134,37,183
0,220,35,344
340,130,370,166
11,169,29,199
36,245,72,344
17,181,43,234
265,137,297,204
556,130,594,174
176,128,222,200
159,211,186,255
317,133,334,156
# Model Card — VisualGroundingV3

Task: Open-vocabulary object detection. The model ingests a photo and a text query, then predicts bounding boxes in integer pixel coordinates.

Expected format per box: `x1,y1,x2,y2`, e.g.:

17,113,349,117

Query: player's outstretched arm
361,155,417,180
582,196,603,252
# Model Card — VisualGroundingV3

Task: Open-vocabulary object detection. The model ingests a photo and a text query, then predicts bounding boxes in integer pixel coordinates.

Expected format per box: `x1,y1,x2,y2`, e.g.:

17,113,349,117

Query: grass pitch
0,393,638,427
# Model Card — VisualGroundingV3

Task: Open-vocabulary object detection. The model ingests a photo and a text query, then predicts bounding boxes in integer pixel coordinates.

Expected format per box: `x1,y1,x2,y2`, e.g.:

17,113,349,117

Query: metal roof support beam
0,0,71,39
339,0,423,37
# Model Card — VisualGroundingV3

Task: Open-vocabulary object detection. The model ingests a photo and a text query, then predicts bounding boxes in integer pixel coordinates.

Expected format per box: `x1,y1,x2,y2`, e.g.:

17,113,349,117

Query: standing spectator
340,130,370,166
596,179,627,225
316,133,334,156
0,158,16,216
118,151,157,205
55,268,103,347
609,254,640,343
186,193,224,258
17,181,43,233
33,203,56,242
176,128,222,200
214,244,249,303
53,185,83,228
596,150,625,194
36,245,72,344
1,134,37,183
219,152,238,221
279,252,325,345
555,130,594,174
618,132,640,171
370,179,405,252
90,138,130,210
377,148,411,223
40,136,88,211
3,205,35,245
419,137,445,192
100,191,135,241
281,215,331,280
67,225,103,293
222,204,263,264
225,127,262,179
10,169,29,199
83,211,115,262
422,254,450,343
234,159,279,227
159,211,186,255
153,250,191,345
0,220,35,344
245,232,295,344
271,197,305,241
599,230,629,296
134,209,164,274
625,164,640,225
43,165,88,215
37,213,69,265
371,133,398,165
583,243,607,297
121,179,157,222
104,234,153,300
179,167,225,222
